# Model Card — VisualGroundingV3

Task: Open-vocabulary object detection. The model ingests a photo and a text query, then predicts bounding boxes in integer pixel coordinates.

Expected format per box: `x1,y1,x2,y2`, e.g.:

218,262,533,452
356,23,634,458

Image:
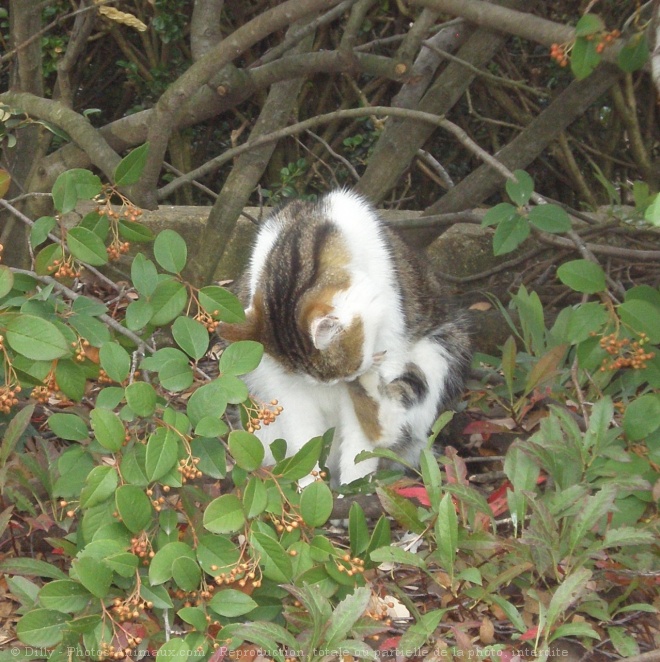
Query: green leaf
194,416,228,438
546,567,592,628
243,476,268,519
482,202,517,227
154,229,187,274
126,299,154,331
118,219,154,242
249,531,292,583
16,609,68,647
220,340,264,375
274,435,324,481
607,626,640,657
149,280,188,326
114,143,149,186
1,403,35,465
72,555,113,598
190,437,226,479
196,534,240,575
203,494,245,534
178,606,208,632
574,13,605,36
623,393,660,441
434,492,458,576
52,169,102,214
370,546,427,569
325,586,371,648
115,485,152,533
348,502,370,556
505,170,534,206
199,285,245,324
149,542,196,585
492,213,529,255
69,313,111,347
4,314,69,360
228,430,265,471
565,302,608,344
30,216,57,248
0,558,68,580
125,381,157,417
571,36,601,80
145,428,179,482
172,555,202,592
376,486,425,534
644,193,660,226
34,243,65,276
618,299,660,343
38,580,91,613
99,341,131,383
299,480,333,527
186,379,229,426
0,265,14,298
557,259,606,293
209,589,258,617
155,638,193,660
172,316,209,360
528,204,572,233
55,359,86,401
79,465,118,508
617,32,648,73
66,227,108,266
159,359,194,392
131,253,159,297
47,413,89,442
90,408,125,452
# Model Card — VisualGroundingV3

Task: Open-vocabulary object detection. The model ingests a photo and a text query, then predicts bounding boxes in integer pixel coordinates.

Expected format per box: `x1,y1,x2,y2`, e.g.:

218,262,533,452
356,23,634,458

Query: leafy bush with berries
1,47,660,659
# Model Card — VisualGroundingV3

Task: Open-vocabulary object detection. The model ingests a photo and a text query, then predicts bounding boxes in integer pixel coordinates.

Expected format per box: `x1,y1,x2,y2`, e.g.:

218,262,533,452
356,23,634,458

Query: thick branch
416,64,621,243
139,0,345,208
187,26,315,285
0,91,121,182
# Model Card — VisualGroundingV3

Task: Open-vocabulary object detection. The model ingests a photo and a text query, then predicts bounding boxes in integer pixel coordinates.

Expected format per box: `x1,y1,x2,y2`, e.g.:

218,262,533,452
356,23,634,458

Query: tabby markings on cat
219,190,471,485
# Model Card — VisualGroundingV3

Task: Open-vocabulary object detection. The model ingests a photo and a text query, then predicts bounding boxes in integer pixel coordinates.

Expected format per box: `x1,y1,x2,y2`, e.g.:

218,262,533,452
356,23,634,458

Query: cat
219,190,471,486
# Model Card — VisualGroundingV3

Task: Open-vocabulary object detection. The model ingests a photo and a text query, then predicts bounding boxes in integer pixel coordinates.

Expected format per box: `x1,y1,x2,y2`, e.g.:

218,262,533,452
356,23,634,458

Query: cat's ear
310,315,344,351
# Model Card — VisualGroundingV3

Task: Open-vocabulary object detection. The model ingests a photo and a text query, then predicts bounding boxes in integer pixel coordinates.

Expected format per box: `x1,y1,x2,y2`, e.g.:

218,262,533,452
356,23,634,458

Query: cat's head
218,290,368,383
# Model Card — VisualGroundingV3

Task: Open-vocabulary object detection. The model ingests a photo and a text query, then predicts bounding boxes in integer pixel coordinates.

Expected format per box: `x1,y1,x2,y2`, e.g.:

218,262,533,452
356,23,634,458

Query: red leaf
519,626,539,641
393,486,431,506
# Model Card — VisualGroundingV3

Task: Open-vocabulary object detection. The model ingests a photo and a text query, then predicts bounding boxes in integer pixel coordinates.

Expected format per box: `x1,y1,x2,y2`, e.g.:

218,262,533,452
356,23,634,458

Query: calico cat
219,190,471,485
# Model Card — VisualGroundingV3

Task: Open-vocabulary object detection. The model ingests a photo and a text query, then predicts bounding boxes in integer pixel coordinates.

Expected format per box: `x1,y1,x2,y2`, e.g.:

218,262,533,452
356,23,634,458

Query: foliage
0,151,657,661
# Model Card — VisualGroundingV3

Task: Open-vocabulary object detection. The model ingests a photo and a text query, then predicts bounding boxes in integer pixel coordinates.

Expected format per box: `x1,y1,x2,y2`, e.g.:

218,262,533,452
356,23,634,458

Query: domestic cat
219,190,471,485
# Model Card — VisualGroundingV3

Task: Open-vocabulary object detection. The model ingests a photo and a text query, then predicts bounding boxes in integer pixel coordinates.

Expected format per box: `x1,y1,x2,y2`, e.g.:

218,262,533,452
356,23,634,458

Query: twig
422,40,549,97
0,198,122,293
9,268,156,354
305,129,360,181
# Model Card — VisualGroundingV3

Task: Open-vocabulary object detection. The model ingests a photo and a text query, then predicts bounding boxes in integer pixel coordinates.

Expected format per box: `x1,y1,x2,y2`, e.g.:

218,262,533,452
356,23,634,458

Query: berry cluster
212,561,262,588
59,500,77,519
48,255,81,279
598,332,655,371
0,384,20,414
272,511,302,534
550,42,570,67
196,309,220,333
177,455,202,482
100,638,144,662
130,533,154,564
244,398,283,433
110,596,151,623
30,373,61,404
589,28,621,54
172,587,216,606
72,338,91,363
146,489,167,513
335,553,365,577
106,240,131,261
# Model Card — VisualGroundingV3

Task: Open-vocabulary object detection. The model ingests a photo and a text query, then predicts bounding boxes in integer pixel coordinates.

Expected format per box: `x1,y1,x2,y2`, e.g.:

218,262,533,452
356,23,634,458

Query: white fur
241,191,452,484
